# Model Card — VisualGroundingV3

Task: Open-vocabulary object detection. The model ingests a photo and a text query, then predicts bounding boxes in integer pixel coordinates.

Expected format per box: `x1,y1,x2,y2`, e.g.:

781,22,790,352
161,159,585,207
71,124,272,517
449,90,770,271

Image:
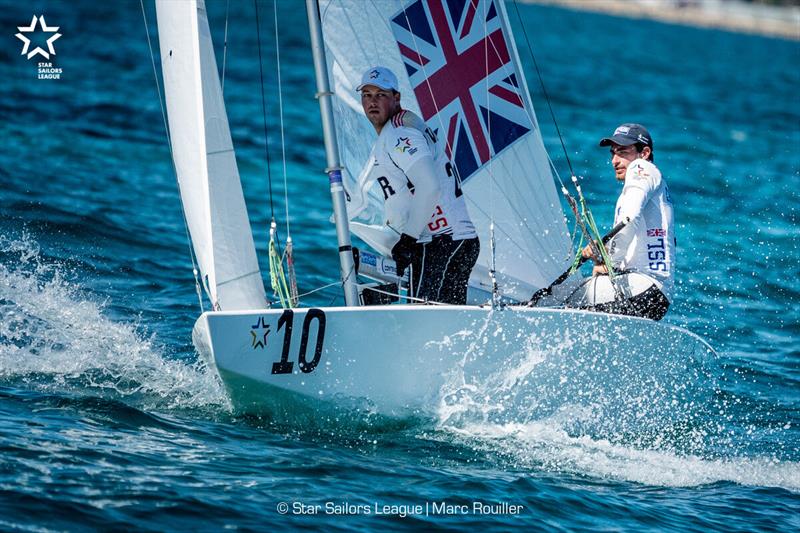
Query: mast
305,0,359,307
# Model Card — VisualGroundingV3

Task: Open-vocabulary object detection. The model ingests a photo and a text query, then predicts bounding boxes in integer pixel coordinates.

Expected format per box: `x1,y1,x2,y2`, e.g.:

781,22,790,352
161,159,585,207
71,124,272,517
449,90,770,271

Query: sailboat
153,0,715,419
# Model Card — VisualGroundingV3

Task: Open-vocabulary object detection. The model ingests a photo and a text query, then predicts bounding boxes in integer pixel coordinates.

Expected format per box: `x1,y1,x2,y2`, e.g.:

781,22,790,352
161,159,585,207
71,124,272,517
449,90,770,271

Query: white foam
446,418,800,491
0,234,230,411
428,309,799,491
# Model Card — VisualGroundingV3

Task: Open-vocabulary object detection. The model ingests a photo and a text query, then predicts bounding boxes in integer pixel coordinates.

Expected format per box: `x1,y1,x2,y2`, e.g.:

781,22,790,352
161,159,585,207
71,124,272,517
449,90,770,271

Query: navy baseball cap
599,123,653,149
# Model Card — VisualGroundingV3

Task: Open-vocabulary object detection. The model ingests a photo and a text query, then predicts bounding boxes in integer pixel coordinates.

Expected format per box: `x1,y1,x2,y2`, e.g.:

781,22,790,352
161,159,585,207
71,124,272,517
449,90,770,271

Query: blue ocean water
1,0,799,530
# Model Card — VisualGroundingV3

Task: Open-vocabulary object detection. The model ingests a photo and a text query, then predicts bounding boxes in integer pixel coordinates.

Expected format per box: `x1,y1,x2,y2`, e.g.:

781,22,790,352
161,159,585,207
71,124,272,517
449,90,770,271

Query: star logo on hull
250,316,271,349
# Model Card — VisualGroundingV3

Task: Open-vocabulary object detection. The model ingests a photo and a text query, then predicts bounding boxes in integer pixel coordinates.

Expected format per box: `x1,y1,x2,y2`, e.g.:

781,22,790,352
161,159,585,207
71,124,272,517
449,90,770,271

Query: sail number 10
271,309,326,375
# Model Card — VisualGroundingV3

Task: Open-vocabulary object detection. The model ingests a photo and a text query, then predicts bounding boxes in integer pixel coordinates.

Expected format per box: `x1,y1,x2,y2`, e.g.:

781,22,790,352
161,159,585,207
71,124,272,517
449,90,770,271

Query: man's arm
402,156,441,239
617,160,659,221
616,186,648,222
389,156,441,276
385,126,441,239
579,185,645,262
386,127,441,275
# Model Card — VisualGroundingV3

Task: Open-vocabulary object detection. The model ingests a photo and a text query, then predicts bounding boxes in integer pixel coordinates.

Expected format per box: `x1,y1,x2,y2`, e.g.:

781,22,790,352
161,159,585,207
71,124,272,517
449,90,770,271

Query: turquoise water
1,1,799,530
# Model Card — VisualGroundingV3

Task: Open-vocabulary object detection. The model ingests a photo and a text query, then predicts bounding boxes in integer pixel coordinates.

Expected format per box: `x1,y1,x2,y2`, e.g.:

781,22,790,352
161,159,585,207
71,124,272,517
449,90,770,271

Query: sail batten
320,0,571,301
156,0,266,311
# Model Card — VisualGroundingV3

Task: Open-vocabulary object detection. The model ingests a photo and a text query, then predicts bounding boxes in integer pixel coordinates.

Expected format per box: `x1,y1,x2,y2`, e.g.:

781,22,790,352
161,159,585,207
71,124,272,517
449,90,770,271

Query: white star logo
15,15,61,60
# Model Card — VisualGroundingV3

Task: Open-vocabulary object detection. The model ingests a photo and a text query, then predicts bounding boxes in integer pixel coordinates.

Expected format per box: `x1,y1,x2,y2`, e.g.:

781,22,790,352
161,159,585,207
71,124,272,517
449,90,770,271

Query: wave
430,320,799,492
442,417,800,492
0,232,229,413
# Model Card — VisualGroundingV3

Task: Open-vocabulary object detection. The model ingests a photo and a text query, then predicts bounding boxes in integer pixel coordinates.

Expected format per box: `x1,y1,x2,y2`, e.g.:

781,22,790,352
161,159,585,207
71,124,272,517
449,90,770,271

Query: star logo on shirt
632,163,650,178
395,137,415,154
15,15,61,60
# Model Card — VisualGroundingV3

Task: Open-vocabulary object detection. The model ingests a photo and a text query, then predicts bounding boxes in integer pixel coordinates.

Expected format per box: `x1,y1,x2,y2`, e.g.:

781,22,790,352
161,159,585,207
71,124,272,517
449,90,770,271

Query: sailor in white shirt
573,123,675,320
357,67,479,304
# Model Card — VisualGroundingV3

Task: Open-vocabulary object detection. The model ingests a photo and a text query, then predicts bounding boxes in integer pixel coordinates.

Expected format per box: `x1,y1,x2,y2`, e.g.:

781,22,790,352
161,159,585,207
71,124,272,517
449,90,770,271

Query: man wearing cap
355,66,479,305
572,123,675,320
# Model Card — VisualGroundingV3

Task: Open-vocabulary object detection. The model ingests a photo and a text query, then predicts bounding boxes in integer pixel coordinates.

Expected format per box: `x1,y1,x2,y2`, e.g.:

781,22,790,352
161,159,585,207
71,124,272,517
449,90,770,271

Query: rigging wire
482,0,500,306
511,0,619,284
300,278,446,307
467,6,578,268
139,0,205,312
398,5,456,172
511,0,575,179
272,0,291,239
273,0,299,307
295,280,343,300
253,0,276,221
269,221,292,308
397,1,558,267
255,0,295,308
221,0,230,93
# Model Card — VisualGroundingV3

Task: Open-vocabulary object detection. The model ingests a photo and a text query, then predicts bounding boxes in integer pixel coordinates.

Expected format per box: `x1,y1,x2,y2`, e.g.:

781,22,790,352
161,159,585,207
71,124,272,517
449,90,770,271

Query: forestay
156,0,266,311
319,0,572,301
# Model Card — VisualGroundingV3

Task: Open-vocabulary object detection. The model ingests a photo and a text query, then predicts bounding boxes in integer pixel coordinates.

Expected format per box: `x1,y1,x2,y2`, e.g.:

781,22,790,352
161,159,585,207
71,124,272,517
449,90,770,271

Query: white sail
156,0,266,311
320,0,572,301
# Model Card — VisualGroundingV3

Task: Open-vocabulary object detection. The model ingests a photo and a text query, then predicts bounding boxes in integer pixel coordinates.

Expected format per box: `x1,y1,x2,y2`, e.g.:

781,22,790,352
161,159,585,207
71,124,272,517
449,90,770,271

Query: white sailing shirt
609,158,675,301
360,110,476,243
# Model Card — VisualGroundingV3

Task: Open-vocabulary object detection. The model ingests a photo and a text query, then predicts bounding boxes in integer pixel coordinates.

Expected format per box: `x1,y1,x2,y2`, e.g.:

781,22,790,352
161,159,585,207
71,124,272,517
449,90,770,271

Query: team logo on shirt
631,163,650,179
647,228,666,237
394,137,417,155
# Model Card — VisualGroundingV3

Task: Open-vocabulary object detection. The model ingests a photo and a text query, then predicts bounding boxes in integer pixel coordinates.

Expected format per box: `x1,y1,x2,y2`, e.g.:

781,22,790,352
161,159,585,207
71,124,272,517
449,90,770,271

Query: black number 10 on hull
271,309,326,375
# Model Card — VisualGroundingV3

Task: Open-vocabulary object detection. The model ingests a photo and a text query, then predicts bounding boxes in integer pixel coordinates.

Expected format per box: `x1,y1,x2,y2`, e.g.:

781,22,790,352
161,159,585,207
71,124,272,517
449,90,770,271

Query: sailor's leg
625,285,670,320
436,236,480,305
414,237,452,303
412,236,478,305
574,272,670,320
409,241,427,301
563,275,615,308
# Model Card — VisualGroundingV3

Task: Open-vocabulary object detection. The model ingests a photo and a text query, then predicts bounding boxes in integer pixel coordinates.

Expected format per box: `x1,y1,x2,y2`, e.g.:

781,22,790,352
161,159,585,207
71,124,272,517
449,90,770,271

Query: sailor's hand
582,242,600,261
592,264,608,277
391,233,417,276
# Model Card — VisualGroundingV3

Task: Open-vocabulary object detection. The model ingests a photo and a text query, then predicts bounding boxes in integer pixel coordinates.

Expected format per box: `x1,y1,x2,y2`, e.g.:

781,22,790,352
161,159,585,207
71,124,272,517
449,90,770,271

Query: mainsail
320,0,572,301
156,0,267,311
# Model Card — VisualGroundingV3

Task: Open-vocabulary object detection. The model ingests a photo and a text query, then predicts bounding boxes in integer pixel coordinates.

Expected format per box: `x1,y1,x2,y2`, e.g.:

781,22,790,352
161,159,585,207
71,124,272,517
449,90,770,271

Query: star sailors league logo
15,15,63,79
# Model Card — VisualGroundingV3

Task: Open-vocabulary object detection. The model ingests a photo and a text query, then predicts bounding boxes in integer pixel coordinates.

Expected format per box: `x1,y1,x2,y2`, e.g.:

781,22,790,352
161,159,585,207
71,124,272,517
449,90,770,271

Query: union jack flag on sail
390,0,533,183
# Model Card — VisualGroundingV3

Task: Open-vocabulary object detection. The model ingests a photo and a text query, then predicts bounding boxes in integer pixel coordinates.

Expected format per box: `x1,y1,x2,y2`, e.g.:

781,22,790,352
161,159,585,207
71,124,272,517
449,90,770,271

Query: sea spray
433,311,715,444
0,233,230,412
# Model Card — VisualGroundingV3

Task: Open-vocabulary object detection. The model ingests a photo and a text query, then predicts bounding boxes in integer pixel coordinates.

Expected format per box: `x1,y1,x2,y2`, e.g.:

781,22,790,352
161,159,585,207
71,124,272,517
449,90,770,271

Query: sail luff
156,0,267,311
192,6,217,306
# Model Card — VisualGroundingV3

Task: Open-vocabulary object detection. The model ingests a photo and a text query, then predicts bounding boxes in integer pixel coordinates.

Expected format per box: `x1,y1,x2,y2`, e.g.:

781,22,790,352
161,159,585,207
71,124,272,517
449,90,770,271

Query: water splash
0,233,230,412
431,310,799,491
446,417,800,491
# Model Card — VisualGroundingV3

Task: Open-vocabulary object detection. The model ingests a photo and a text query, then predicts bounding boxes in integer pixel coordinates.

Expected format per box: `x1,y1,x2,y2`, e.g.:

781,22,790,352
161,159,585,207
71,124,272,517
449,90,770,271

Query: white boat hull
192,305,716,421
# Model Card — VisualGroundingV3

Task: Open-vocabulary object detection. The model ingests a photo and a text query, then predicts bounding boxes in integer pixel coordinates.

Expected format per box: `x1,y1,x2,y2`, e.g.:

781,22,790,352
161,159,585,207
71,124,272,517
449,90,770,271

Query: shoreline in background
522,0,800,41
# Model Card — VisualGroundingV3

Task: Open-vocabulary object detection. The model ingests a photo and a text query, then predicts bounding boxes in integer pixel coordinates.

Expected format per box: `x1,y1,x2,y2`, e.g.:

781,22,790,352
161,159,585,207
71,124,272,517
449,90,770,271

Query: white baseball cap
356,66,399,92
